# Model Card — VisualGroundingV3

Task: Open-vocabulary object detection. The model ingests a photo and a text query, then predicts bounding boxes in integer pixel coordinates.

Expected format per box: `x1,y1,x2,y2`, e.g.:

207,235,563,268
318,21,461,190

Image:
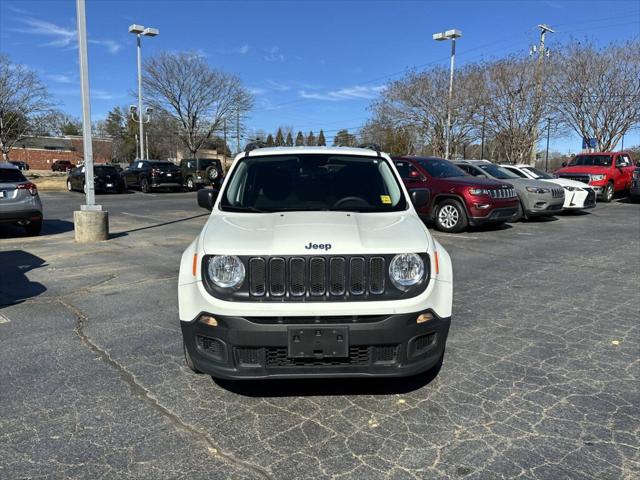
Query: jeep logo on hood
305,242,332,251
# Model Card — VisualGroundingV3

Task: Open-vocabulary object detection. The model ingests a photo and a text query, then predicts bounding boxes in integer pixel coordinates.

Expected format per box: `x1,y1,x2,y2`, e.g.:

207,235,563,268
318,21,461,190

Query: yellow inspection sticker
380,195,392,204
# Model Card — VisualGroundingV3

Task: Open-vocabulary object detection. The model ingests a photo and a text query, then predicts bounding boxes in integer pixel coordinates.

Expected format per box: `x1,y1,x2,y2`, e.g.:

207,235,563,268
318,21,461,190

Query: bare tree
549,39,640,151
0,54,53,160
359,116,417,156
142,52,253,158
372,65,483,157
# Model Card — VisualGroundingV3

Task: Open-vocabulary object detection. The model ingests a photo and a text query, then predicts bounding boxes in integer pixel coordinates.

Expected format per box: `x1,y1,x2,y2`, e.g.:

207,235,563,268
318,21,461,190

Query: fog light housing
416,312,434,324
199,315,218,327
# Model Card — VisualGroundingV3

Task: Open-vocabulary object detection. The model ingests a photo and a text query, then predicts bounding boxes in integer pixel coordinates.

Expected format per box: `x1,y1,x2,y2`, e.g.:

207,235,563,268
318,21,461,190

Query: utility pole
145,133,149,160
236,108,240,153
530,23,554,165
480,107,486,160
223,118,227,170
545,118,551,172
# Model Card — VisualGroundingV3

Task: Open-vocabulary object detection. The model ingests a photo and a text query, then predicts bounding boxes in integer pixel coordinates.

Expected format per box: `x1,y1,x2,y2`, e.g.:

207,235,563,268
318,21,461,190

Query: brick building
8,136,113,170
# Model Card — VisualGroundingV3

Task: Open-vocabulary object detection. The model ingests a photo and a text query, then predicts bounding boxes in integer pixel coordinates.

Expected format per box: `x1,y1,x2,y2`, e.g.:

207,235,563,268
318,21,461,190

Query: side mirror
409,188,430,208
561,162,567,167
197,188,218,211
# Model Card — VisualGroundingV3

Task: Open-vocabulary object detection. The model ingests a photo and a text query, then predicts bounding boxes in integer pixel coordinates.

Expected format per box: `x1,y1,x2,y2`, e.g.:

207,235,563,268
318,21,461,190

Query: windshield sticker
380,195,391,204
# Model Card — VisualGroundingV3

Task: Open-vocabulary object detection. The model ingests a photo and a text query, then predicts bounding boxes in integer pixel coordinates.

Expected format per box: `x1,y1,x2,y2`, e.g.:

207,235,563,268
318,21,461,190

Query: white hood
200,210,432,256
545,177,591,188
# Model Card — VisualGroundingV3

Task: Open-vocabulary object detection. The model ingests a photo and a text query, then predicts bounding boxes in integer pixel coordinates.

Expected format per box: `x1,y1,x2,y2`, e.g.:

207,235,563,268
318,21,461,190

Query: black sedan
66,164,126,194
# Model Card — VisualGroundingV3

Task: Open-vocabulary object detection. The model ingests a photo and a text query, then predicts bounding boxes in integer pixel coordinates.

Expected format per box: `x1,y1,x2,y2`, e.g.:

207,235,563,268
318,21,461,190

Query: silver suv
0,163,43,235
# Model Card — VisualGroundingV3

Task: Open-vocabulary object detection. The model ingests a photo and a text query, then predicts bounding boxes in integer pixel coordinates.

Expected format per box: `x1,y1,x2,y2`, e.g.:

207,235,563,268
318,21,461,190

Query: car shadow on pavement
0,219,74,239
109,213,208,238
0,250,47,308
213,363,442,397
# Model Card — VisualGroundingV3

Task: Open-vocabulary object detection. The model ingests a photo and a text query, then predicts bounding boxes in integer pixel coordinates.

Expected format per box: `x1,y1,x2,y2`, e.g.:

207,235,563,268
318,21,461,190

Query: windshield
0,168,27,182
95,166,118,175
417,158,467,178
150,162,178,170
478,164,520,179
569,155,612,167
220,154,407,213
523,167,554,179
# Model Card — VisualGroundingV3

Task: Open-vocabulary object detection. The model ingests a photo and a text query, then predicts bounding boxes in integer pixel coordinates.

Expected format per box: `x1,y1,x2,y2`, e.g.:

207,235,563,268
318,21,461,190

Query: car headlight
525,186,550,194
563,186,579,191
389,253,424,289
468,188,490,196
590,174,605,181
207,255,245,288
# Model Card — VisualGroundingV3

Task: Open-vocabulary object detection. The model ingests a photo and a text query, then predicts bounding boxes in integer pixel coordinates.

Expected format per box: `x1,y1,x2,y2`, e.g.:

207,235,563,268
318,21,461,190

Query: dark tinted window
222,154,406,213
503,166,528,178
94,166,118,174
457,164,482,176
570,155,612,166
478,164,519,179
417,159,466,178
0,168,27,182
149,162,177,170
394,161,420,180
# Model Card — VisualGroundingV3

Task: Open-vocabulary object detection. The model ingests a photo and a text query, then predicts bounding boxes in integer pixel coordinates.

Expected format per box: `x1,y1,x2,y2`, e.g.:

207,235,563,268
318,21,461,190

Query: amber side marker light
434,251,439,275
199,315,218,327
416,313,434,324
192,253,198,276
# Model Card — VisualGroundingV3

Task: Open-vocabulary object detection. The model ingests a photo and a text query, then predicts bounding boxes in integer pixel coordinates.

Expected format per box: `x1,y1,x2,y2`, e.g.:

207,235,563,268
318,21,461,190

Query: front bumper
563,188,596,209
524,194,564,217
469,206,518,225
182,311,450,379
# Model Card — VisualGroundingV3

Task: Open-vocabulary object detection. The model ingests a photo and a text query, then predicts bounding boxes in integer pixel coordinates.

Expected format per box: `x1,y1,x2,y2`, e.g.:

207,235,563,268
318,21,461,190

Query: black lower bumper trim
181,311,450,379
0,210,42,223
470,207,518,225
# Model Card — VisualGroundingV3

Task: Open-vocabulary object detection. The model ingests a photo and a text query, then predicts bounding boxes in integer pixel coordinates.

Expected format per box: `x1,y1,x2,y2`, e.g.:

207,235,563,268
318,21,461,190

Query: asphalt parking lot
1,191,639,480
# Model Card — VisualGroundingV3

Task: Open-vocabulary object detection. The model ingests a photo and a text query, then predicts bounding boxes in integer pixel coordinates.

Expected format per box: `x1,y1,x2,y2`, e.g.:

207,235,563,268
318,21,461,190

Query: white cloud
17,17,121,54
266,79,291,91
217,43,249,55
46,73,76,84
248,87,266,96
298,85,385,102
263,46,284,62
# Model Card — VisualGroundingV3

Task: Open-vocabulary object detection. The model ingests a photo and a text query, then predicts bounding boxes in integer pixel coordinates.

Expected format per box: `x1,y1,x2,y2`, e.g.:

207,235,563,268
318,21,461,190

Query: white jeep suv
178,146,453,379
500,164,596,210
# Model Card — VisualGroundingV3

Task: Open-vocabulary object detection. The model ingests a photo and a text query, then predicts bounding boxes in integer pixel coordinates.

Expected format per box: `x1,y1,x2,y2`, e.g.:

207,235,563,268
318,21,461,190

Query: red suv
393,156,519,233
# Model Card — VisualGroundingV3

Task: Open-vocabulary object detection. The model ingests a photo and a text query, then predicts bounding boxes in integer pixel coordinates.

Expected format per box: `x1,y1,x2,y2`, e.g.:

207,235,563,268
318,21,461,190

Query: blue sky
1,0,639,152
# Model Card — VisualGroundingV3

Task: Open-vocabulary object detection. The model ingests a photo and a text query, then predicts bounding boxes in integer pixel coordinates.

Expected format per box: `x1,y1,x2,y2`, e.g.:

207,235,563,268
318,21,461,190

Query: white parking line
0,313,10,324
433,233,480,240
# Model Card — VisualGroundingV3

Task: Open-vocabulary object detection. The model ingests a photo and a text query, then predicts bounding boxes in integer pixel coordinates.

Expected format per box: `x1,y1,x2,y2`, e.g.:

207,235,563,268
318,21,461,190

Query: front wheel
140,178,151,193
601,182,614,203
434,199,468,233
186,176,195,191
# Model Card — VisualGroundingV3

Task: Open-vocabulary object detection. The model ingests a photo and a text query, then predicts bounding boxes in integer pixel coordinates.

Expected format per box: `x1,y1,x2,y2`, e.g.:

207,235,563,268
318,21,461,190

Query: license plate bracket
288,327,349,359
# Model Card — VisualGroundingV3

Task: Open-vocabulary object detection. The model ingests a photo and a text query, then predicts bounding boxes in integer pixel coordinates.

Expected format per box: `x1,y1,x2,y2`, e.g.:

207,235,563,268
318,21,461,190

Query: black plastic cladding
201,253,430,302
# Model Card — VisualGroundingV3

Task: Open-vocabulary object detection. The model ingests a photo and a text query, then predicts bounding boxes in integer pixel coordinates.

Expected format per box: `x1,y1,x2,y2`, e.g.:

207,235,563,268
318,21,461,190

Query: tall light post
433,28,462,160
128,24,158,160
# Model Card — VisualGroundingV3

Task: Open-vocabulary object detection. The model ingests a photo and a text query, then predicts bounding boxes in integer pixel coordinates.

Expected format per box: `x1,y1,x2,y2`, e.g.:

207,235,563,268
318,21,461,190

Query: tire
186,176,195,191
512,202,525,222
434,199,468,233
602,182,614,203
83,182,87,194
67,179,73,192
24,219,42,236
184,342,202,374
140,178,151,193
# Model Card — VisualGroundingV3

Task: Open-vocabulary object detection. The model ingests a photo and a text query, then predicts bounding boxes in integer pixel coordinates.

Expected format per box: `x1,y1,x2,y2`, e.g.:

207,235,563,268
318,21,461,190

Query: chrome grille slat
488,187,516,199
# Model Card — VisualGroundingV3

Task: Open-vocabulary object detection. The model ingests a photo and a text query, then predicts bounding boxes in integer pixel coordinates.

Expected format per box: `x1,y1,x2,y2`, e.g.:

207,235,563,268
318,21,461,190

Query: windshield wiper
221,205,269,213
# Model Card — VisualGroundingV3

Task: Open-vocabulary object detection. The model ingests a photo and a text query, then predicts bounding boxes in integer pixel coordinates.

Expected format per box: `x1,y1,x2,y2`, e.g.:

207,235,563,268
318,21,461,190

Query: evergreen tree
306,130,316,146
317,129,326,146
266,133,274,147
295,131,305,146
275,128,285,146
333,129,357,147
285,131,293,146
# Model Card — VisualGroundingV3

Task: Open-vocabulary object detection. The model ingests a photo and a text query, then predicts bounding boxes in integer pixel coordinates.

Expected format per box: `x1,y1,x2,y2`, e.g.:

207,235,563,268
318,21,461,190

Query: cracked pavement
0,191,638,479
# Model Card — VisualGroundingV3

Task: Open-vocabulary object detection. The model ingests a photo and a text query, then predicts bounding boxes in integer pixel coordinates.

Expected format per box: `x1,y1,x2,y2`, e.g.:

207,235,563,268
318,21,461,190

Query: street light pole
545,118,551,172
128,24,158,160
433,29,462,160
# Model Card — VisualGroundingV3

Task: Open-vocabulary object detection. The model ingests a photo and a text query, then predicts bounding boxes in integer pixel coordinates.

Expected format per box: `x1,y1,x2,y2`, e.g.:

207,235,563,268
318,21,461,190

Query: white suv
500,164,596,210
178,146,453,379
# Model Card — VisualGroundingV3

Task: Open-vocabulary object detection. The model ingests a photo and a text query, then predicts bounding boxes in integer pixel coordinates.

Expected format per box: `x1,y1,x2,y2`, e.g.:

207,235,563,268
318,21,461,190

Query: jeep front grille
488,187,516,199
249,255,386,300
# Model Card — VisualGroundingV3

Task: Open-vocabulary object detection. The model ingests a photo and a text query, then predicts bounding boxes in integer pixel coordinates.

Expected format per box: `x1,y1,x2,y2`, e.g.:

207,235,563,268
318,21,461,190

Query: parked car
9,161,29,171
393,156,519,233
555,152,635,202
631,168,640,202
500,164,596,211
52,160,74,172
179,146,452,380
67,164,125,194
180,158,223,190
453,160,565,220
122,160,182,193
0,163,43,235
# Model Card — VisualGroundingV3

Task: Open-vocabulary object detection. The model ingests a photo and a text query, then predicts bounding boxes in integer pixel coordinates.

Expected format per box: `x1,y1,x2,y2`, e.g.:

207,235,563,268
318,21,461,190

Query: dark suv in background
66,164,125,194
179,158,223,190
393,156,519,232
123,160,182,193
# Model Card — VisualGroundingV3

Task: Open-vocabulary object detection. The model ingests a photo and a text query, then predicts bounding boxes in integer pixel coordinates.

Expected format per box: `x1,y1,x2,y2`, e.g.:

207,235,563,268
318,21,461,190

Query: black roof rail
358,143,381,156
244,141,268,153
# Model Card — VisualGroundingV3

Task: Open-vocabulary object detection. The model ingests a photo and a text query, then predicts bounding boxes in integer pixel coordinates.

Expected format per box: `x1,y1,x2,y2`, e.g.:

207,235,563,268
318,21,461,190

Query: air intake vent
350,257,366,295
289,258,306,296
369,257,385,294
269,258,286,296
309,257,326,296
249,258,266,296
329,257,346,295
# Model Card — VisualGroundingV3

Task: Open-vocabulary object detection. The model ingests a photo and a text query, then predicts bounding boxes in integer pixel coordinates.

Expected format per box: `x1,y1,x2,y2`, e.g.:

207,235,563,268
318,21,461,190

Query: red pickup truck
556,152,636,202
393,156,519,233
